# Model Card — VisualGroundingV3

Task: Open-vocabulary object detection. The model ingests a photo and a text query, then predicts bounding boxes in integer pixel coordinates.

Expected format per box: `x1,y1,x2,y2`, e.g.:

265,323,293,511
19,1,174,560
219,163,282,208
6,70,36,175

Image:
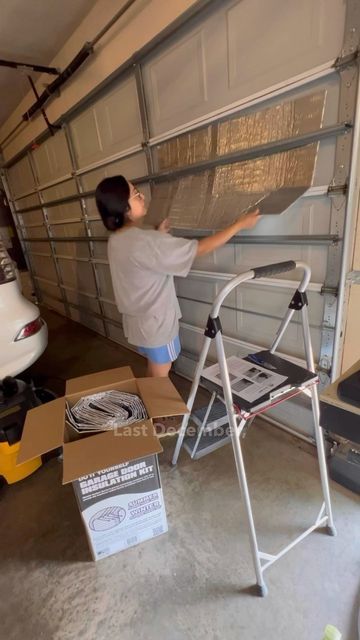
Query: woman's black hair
95,175,130,231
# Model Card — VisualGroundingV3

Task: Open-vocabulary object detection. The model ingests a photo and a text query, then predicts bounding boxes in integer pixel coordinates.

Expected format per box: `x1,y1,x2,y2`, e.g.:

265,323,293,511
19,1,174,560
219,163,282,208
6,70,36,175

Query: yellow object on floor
0,441,41,484
322,625,342,640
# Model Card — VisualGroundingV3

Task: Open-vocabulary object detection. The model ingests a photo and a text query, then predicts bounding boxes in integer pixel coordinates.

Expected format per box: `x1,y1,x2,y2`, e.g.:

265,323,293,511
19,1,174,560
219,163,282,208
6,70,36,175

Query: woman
95,175,260,378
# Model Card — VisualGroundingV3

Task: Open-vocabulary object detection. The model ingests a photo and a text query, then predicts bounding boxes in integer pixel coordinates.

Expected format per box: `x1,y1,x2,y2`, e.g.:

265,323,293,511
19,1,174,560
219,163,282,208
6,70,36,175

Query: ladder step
192,401,228,432
184,425,231,459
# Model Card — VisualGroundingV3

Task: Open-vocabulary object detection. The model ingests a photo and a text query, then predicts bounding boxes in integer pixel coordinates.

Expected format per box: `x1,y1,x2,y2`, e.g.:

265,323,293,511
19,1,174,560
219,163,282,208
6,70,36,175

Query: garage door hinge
318,363,332,377
327,183,348,196
320,285,338,296
334,48,360,70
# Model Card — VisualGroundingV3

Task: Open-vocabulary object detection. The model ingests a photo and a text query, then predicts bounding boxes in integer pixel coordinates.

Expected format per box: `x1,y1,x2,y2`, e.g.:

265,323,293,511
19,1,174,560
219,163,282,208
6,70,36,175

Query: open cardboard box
17,366,188,560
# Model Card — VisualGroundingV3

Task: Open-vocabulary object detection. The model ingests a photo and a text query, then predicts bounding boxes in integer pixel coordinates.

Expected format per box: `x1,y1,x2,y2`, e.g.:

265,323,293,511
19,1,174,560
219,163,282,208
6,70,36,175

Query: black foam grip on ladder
252,260,296,279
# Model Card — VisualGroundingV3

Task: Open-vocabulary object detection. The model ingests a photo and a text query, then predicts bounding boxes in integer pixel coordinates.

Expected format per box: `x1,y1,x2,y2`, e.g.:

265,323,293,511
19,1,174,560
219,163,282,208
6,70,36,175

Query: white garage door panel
53,241,89,259
237,285,324,326
34,278,59,298
70,308,105,335
18,215,46,238
179,298,211,328
82,196,98,218
175,277,215,302
30,254,57,281
180,324,219,361
101,301,120,322
46,201,83,224
21,223,47,238
106,323,128,348
237,312,321,360
148,30,207,125
180,297,321,360
91,242,106,259
41,179,78,202
243,196,331,237
95,263,115,300
15,193,40,210
27,241,51,255
266,396,315,437
144,0,345,135
52,222,89,258
236,245,329,283
57,259,96,293
225,0,340,91
237,297,322,361
65,290,101,315
191,250,217,271
41,297,66,316
312,138,338,186
87,220,108,236
70,75,142,168
176,277,325,331
7,156,35,198
41,180,82,224
49,221,86,239
18,208,43,226
179,322,264,363
51,228,90,258
87,220,109,258
32,130,73,185
206,197,332,282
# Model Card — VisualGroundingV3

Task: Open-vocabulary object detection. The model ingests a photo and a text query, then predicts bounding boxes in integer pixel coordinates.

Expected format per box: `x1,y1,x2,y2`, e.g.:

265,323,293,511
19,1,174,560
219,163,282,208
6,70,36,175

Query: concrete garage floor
1,309,359,640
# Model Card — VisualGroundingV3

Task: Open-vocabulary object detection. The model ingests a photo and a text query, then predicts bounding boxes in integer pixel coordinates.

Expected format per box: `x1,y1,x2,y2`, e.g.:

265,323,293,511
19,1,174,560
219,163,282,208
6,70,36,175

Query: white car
0,241,48,379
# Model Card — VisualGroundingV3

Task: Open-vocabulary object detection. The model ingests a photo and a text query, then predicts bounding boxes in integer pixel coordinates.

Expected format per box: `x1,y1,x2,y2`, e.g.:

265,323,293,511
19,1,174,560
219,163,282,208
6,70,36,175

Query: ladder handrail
210,261,312,318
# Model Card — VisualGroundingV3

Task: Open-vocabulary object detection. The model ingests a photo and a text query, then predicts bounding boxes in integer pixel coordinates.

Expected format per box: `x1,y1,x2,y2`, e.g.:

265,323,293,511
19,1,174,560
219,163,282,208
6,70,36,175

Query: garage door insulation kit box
17,366,187,560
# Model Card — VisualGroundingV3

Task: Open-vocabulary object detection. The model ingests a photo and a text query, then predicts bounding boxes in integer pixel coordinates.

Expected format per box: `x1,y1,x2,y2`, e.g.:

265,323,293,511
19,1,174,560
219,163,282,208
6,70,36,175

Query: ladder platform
200,350,318,415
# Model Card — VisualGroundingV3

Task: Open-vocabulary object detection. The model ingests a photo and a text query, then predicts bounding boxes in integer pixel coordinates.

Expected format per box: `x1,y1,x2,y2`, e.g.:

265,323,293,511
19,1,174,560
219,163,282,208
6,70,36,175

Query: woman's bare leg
146,359,181,435
146,360,172,377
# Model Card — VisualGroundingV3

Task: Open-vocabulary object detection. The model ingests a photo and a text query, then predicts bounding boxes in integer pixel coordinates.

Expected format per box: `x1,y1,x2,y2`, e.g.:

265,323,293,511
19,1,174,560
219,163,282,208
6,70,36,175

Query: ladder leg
231,416,268,595
310,384,337,536
191,391,217,459
300,304,336,535
214,332,267,595
172,336,212,465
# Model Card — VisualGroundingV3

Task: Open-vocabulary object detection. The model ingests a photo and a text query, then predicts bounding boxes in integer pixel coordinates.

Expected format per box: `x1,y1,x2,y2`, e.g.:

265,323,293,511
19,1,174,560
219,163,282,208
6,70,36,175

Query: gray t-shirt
107,227,198,347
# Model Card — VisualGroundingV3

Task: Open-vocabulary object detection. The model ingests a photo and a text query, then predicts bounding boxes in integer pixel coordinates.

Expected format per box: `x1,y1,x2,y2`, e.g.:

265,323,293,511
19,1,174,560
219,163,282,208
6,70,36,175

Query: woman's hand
237,208,261,230
197,208,260,257
157,218,171,233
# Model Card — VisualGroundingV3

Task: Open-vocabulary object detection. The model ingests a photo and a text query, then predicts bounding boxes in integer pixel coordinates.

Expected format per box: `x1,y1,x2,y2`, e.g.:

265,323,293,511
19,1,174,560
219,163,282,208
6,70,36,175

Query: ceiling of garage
0,0,97,128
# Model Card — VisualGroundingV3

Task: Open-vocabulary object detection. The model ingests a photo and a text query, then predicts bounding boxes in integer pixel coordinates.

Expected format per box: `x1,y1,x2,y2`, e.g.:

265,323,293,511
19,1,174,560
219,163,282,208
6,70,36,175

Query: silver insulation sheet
147,91,325,229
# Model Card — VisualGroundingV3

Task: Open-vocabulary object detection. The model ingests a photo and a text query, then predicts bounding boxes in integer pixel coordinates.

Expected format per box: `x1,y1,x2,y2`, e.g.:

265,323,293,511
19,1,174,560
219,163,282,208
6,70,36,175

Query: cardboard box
17,366,188,560
73,455,168,560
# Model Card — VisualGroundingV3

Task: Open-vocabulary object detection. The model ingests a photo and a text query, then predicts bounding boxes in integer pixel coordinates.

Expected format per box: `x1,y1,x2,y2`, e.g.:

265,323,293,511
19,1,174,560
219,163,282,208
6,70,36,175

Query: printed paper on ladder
202,356,288,403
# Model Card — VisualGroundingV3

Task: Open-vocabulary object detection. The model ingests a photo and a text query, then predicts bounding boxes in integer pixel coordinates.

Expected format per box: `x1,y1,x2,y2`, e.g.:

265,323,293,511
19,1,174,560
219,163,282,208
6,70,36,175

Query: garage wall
342,197,360,372
0,0,207,162
3,0,360,437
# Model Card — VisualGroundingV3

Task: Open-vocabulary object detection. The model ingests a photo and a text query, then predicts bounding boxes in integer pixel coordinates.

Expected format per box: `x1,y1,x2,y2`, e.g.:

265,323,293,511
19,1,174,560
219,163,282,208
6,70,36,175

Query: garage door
4,0,359,437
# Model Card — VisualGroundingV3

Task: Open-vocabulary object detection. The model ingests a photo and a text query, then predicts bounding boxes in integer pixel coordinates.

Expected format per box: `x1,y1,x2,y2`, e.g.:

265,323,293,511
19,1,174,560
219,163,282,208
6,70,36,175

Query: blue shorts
138,335,181,364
